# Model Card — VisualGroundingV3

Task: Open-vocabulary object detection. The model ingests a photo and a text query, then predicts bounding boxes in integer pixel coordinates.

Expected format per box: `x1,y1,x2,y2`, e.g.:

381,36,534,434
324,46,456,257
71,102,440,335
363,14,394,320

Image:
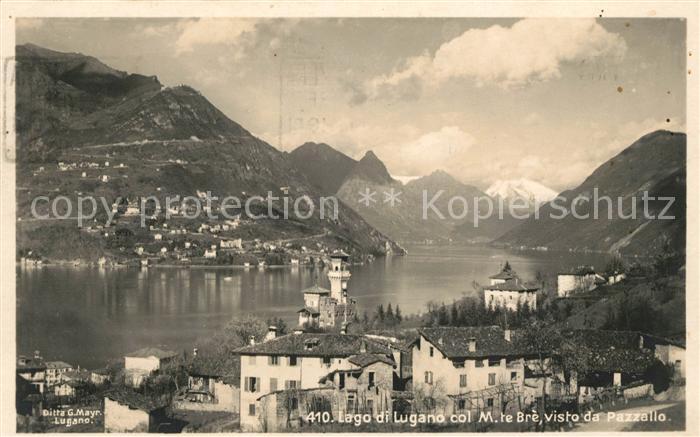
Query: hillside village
17,253,686,432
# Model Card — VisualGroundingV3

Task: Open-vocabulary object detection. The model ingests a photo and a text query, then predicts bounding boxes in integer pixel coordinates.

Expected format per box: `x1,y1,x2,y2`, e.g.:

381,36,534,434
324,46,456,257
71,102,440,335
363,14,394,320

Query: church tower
328,250,351,303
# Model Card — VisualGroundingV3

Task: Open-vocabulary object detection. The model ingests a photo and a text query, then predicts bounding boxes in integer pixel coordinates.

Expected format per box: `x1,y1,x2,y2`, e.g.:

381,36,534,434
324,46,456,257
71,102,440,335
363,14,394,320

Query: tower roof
301,284,331,295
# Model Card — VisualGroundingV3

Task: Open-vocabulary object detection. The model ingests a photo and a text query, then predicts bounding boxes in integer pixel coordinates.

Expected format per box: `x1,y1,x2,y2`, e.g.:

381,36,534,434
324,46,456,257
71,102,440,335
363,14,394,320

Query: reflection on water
17,245,600,368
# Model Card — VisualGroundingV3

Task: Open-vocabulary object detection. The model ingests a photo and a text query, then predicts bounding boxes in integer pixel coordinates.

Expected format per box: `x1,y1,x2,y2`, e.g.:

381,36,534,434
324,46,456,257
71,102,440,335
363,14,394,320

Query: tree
267,317,288,336
395,305,403,323
604,255,626,276
519,321,563,419
386,304,395,326
376,304,385,322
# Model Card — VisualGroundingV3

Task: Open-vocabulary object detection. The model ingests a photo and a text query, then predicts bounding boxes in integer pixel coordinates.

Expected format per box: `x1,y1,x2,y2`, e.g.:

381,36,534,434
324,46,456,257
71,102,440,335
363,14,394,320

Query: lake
17,245,602,369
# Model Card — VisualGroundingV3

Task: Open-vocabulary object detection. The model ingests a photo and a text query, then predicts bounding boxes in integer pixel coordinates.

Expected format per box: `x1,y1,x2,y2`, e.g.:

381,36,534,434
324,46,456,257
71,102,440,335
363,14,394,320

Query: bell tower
328,250,351,303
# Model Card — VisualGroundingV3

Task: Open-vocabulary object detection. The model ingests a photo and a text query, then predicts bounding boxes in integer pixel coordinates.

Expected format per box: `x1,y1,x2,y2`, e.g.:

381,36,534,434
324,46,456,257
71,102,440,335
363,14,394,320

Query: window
368,372,375,387
429,347,434,357
488,373,496,386
488,358,500,367
454,360,465,368
366,399,374,414
290,397,299,410
339,373,345,389
510,371,517,381
289,356,298,366
322,357,332,366
248,403,256,416
285,380,300,390
424,371,433,384
269,356,279,366
486,398,494,407
245,377,260,393
475,359,484,368
457,399,466,411
459,374,467,387
423,397,435,410
347,394,356,413
248,356,256,365
269,378,278,392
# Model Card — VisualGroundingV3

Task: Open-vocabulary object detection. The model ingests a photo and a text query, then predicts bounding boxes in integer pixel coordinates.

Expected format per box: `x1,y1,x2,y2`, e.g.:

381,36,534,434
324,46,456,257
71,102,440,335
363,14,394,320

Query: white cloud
396,126,476,176
360,18,627,100
174,18,259,55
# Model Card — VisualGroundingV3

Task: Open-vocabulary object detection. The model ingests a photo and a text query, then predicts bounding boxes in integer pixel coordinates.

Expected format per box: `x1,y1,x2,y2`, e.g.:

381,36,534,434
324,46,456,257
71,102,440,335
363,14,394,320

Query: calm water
17,245,601,369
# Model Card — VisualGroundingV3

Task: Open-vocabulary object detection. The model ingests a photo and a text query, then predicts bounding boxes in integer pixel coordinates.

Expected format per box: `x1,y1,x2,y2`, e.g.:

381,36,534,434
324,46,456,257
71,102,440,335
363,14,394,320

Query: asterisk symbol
358,188,377,206
383,188,402,207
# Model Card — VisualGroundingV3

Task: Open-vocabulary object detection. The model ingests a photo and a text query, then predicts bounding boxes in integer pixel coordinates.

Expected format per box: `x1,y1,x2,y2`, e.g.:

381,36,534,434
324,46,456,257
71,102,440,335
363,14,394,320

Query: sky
16,17,687,191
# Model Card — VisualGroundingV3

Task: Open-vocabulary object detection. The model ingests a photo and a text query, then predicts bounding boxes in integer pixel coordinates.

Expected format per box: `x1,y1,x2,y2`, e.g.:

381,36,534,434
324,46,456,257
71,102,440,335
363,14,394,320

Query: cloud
396,126,476,176
174,18,259,55
358,18,627,101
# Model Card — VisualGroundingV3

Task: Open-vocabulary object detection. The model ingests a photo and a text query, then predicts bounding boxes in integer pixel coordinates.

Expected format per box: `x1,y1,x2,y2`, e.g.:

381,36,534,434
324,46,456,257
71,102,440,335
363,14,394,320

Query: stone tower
328,250,351,303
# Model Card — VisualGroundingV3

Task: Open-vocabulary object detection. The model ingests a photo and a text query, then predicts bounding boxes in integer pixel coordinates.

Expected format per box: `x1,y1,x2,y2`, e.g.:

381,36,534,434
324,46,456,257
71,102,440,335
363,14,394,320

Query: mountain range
15,43,686,258
291,143,523,243
15,43,401,257
496,130,686,255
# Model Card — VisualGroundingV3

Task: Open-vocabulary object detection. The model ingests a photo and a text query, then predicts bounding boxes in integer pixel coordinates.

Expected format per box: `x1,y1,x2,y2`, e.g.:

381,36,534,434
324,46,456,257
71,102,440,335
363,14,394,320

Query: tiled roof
46,361,73,370
560,330,655,373
64,369,91,381
125,347,178,360
418,326,524,359
489,271,518,280
235,333,392,358
17,357,46,371
330,250,350,258
301,285,330,295
105,388,168,412
348,353,395,368
484,280,539,292
297,307,320,315
189,355,238,384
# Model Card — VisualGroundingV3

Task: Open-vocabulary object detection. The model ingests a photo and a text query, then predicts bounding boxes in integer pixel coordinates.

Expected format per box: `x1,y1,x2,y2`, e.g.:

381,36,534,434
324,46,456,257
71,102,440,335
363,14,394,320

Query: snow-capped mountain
486,178,558,209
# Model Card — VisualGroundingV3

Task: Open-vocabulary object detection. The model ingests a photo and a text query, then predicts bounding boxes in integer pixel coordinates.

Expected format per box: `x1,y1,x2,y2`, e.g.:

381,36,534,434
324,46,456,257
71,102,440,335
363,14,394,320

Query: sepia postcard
0,1,698,435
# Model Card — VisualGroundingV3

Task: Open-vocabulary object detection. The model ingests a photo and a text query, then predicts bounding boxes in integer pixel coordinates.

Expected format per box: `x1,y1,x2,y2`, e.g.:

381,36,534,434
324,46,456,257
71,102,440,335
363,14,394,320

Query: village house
104,389,170,433
176,351,240,413
483,266,538,311
45,361,73,387
235,330,395,431
258,353,395,432
124,347,178,387
90,368,112,386
560,330,659,403
220,238,243,250
557,266,606,297
17,352,47,394
204,247,217,259
643,334,686,379
411,326,528,416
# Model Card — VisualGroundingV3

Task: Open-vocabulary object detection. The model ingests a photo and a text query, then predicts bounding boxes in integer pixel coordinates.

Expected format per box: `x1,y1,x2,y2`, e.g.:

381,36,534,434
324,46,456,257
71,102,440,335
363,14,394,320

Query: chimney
340,322,348,335
504,329,511,342
467,337,476,353
193,347,198,357
265,326,277,342
248,335,256,346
